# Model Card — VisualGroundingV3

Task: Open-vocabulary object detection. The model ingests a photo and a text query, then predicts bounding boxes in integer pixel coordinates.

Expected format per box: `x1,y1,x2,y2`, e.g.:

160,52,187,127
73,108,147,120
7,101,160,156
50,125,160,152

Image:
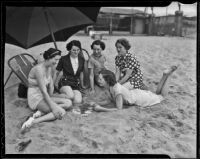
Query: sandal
15,139,32,152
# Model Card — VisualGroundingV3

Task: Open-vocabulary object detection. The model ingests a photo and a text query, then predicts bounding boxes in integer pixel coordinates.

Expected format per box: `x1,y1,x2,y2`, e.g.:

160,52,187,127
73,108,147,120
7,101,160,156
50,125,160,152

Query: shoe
15,139,32,152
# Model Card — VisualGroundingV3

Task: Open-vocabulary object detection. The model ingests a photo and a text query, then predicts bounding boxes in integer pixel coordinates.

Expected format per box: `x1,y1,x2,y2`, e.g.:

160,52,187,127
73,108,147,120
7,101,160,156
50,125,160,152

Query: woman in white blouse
53,40,85,104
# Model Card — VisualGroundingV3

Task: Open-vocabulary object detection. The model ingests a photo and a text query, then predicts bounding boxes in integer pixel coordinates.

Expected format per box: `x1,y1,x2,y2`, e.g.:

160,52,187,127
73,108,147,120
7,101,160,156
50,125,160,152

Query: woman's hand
52,105,66,120
89,101,96,106
118,68,133,85
81,85,87,90
122,68,136,74
89,88,95,95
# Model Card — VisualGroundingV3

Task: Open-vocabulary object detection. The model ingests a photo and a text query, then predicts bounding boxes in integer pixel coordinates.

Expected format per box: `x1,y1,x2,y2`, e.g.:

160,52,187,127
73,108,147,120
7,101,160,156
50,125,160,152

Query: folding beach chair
4,53,38,88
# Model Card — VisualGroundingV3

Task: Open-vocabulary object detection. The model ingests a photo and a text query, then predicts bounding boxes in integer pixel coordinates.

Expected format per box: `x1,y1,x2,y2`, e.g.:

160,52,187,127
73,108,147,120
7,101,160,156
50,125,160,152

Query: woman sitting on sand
89,66,177,112
54,40,86,104
21,48,72,130
115,38,147,90
88,40,107,94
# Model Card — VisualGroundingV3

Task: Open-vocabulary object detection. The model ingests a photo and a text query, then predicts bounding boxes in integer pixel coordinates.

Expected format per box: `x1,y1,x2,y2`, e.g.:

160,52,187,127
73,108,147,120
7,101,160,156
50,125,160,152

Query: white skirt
130,89,164,107
28,87,43,110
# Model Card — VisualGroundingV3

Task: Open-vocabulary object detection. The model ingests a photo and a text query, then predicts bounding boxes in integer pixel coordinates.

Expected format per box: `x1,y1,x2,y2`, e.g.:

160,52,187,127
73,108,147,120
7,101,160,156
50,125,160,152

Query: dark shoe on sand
15,139,31,152
163,65,178,75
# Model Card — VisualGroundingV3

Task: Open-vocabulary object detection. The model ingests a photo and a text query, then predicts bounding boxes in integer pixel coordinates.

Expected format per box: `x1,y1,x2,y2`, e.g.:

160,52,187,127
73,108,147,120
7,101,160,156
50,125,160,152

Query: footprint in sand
176,142,191,154
50,136,66,147
152,81,159,85
174,121,184,127
152,142,161,149
39,133,67,147
49,126,63,135
6,137,20,144
148,120,176,134
152,139,167,150
70,144,82,153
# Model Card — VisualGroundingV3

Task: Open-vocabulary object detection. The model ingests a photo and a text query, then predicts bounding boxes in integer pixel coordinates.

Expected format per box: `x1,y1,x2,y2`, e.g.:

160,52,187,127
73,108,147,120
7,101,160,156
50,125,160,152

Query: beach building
85,6,196,37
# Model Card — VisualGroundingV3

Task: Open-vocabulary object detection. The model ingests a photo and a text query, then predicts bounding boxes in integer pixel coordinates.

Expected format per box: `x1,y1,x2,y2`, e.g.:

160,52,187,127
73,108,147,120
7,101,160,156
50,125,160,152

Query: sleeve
88,57,94,69
80,57,85,72
56,57,63,71
113,84,123,99
126,54,140,70
103,55,106,62
115,56,120,67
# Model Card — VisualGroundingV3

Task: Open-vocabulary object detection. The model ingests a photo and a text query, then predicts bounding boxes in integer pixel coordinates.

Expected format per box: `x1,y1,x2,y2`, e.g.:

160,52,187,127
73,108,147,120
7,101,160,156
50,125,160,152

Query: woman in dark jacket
54,40,85,104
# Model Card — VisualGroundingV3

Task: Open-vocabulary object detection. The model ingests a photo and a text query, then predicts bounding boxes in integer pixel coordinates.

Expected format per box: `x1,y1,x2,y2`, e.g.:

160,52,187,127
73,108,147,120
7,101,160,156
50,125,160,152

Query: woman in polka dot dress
115,38,146,90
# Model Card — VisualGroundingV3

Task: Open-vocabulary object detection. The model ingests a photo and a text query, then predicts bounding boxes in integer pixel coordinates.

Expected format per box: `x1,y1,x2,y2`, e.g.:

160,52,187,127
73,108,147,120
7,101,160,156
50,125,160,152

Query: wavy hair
99,69,117,87
66,40,82,51
115,38,131,50
43,48,61,60
91,40,105,50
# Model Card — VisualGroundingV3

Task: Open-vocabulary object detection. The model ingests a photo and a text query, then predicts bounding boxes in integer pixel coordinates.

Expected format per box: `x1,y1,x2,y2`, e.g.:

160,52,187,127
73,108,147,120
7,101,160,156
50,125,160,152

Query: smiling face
70,45,80,58
116,43,127,56
48,55,61,67
92,44,102,56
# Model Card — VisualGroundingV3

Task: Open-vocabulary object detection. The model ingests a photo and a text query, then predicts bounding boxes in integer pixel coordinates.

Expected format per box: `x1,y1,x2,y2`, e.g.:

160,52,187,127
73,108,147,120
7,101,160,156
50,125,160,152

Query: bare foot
21,117,34,133
163,65,178,75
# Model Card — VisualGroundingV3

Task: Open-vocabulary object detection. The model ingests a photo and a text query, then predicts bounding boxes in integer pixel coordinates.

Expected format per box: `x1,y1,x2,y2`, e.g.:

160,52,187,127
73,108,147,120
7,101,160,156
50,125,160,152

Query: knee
61,110,66,117
60,87,74,99
64,99,73,107
73,95,82,104
67,92,74,100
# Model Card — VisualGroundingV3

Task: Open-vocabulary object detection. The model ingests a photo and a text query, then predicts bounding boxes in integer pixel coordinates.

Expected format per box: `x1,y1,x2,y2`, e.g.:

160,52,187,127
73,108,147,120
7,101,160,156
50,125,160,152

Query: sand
4,35,196,157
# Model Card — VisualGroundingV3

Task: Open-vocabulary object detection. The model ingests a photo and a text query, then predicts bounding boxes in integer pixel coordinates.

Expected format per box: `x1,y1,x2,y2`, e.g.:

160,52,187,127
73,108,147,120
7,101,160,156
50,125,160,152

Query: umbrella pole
43,7,58,49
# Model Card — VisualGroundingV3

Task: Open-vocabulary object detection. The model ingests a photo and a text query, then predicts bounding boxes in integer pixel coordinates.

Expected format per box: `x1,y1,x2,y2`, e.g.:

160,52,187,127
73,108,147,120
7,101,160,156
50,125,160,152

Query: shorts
28,87,43,110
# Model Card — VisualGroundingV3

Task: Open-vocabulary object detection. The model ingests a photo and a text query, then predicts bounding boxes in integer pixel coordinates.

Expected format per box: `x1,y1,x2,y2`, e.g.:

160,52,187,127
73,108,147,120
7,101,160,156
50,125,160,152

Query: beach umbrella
6,7,100,49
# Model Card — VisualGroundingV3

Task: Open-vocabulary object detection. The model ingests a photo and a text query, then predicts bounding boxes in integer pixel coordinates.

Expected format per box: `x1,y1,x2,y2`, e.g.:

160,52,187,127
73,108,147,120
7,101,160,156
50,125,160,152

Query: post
43,7,58,49
175,10,183,37
148,14,155,35
130,15,134,34
109,13,113,35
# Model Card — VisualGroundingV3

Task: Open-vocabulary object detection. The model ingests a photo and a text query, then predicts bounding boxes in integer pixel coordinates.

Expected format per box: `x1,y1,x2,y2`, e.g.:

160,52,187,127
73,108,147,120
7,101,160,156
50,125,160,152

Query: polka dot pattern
115,52,144,89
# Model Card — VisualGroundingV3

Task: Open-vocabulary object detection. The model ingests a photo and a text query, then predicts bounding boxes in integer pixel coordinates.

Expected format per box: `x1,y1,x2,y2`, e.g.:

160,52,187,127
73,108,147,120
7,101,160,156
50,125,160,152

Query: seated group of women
21,38,177,130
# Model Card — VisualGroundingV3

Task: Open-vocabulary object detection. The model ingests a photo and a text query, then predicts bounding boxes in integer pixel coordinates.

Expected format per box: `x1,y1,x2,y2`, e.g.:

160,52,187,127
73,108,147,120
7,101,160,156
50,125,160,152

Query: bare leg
32,112,57,124
156,66,177,95
93,104,118,112
51,97,72,110
34,97,72,117
21,112,59,132
21,98,71,131
73,90,82,104
52,93,70,99
60,86,74,100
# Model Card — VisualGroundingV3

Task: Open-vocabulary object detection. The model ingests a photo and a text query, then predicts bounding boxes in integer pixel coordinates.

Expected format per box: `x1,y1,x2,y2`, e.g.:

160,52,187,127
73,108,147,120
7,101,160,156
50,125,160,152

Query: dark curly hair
43,48,61,60
91,40,105,50
66,40,82,51
99,69,117,87
115,38,131,50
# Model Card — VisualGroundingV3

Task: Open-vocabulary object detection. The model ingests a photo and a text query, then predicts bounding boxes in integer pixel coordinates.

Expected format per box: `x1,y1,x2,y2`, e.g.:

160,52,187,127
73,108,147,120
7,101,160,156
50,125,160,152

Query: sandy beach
4,35,196,158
